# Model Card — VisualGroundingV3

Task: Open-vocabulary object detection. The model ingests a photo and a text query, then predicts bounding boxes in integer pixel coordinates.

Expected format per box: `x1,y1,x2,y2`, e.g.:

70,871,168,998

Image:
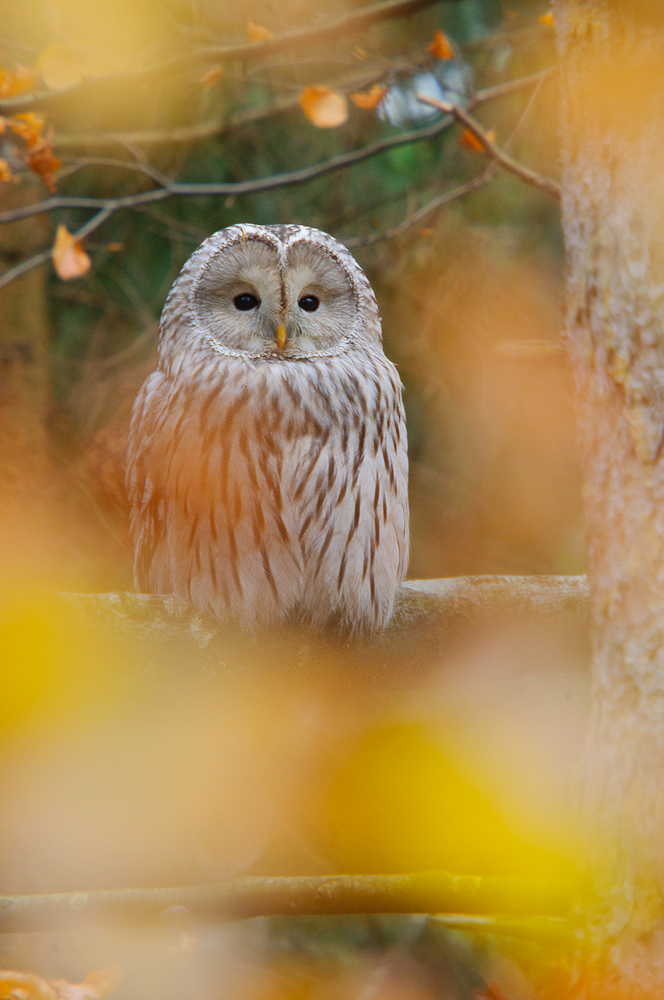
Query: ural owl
126,225,409,634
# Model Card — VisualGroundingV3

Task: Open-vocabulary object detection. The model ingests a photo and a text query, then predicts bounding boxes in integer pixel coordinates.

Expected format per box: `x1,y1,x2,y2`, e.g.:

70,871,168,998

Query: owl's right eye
233,293,260,311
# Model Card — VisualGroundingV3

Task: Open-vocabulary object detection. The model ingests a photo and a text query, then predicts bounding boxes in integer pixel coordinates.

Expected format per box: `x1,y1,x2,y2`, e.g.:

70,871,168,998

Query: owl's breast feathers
127,351,408,633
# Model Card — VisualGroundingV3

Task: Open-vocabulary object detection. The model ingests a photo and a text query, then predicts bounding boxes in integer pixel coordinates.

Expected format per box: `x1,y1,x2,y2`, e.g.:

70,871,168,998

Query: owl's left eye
298,295,320,312
234,293,260,311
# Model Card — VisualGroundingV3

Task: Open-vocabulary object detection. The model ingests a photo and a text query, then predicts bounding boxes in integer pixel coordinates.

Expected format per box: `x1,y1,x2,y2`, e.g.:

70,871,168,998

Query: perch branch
417,95,561,199
0,870,574,934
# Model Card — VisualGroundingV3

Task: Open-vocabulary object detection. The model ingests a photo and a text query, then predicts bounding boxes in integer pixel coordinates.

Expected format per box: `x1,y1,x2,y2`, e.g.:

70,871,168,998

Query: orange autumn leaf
350,84,387,110
0,159,13,183
8,112,45,146
53,224,91,280
299,85,348,128
427,30,454,60
459,126,495,152
27,140,61,191
37,43,84,90
0,967,120,1000
0,65,39,98
539,11,554,26
246,20,274,43
200,65,223,87
352,47,367,60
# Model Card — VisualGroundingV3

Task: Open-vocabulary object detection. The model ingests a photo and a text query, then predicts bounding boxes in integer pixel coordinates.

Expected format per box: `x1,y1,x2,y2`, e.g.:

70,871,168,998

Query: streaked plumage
126,224,408,633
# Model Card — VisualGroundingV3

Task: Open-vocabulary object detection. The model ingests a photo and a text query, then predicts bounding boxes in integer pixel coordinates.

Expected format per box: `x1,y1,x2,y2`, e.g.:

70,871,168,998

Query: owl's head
159,224,382,365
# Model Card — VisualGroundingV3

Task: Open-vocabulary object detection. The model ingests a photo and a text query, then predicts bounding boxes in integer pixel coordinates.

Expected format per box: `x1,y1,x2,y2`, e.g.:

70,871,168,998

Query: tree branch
0,0,447,114
416,95,561,199
0,870,574,933
50,576,589,683
49,67,554,151
344,168,495,247
0,70,557,288
2,73,553,228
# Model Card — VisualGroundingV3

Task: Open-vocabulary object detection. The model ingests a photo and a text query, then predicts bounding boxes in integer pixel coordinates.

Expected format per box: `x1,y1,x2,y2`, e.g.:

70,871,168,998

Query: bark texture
554,0,664,991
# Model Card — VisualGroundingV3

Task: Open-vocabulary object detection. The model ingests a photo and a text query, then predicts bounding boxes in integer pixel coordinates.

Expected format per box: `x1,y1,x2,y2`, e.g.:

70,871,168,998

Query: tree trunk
554,1,664,993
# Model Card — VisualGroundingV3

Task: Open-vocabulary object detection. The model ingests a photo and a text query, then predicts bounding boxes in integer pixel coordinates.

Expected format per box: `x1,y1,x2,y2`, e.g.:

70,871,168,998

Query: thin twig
343,168,494,247
0,869,574,933
0,0,448,113
0,206,113,290
56,157,174,186
417,95,561,199
0,70,554,226
0,113,461,226
50,66,554,151
0,69,556,287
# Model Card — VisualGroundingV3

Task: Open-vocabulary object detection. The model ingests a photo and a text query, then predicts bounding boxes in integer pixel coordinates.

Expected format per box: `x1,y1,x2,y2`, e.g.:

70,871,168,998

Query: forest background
0,0,576,593
0,3,588,1000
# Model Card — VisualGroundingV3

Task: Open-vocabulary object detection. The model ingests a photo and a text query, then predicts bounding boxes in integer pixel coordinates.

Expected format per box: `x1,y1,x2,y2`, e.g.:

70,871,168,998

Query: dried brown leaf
200,65,223,87
299,85,348,128
350,84,387,110
427,30,454,60
0,65,39,98
53,224,91,280
246,20,274,43
459,126,495,152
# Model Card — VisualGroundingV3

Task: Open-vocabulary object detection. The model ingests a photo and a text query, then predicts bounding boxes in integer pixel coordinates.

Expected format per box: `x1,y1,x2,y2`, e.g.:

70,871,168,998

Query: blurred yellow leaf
427,30,454,60
539,11,554,26
0,159,12,183
55,967,121,1000
459,127,495,152
200,65,223,87
350,84,387,110
0,967,121,1000
37,43,84,90
247,20,274,43
8,112,45,146
0,64,39,98
352,47,367,60
299,86,348,128
53,224,91,280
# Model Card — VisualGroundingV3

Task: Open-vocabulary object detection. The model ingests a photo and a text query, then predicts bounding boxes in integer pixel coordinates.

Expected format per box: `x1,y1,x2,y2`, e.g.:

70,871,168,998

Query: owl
126,224,408,634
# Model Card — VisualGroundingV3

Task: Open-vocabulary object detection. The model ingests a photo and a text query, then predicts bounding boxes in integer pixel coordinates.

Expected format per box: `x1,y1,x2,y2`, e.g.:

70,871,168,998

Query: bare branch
0,70,554,228
50,67,554,152
56,158,174,186
0,206,113,291
417,95,561,199
344,168,495,247
0,869,574,933
0,0,447,114
0,69,557,288
0,113,463,227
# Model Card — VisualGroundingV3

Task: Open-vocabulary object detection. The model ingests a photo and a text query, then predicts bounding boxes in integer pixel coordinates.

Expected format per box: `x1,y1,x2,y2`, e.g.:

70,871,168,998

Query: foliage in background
0,0,578,591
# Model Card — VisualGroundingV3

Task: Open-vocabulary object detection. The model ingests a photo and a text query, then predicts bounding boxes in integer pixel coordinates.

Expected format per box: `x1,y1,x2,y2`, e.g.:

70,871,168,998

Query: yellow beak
276,323,287,350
